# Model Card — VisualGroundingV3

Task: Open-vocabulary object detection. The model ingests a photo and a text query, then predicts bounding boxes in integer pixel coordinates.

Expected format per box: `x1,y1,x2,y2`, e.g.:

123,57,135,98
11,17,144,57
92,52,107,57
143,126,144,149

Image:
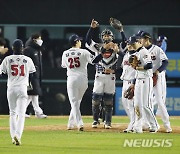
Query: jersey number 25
68,57,80,69
11,65,25,76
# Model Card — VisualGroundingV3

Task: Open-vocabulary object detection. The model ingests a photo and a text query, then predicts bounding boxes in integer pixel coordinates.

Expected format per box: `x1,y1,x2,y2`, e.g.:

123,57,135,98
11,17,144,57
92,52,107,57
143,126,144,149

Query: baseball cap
157,35,167,41
127,35,138,45
12,39,24,49
140,32,151,39
136,30,144,37
69,34,83,45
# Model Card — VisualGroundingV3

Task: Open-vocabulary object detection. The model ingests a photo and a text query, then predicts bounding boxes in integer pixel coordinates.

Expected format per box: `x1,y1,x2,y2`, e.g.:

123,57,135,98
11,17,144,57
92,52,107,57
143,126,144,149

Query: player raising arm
0,39,36,145
61,34,102,131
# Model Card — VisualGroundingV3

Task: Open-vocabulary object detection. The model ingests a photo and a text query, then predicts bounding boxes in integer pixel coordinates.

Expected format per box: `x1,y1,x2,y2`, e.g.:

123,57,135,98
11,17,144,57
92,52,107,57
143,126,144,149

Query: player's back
62,48,94,77
1,55,35,88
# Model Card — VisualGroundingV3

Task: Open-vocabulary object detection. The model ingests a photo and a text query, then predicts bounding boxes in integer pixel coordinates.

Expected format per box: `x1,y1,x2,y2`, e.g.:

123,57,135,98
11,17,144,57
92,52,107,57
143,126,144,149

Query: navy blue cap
12,39,23,49
136,30,144,37
127,35,138,45
157,35,167,41
140,32,151,39
69,34,83,45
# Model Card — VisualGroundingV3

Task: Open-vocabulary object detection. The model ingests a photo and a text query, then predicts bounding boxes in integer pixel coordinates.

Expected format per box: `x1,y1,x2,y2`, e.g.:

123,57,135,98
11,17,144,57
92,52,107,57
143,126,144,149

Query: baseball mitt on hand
109,17,123,31
124,86,135,100
152,73,158,87
128,55,139,69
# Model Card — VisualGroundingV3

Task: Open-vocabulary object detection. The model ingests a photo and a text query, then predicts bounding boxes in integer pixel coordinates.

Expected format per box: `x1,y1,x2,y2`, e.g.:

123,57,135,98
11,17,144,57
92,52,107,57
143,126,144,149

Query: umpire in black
24,33,47,118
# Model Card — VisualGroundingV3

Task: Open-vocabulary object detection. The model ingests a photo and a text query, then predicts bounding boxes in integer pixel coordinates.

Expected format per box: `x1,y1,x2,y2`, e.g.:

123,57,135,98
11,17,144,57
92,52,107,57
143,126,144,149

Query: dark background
0,0,180,115
0,0,180,25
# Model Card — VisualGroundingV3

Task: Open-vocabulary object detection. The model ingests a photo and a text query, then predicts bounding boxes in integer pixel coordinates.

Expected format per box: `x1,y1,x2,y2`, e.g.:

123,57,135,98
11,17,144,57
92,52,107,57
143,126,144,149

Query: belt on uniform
97,72,115,75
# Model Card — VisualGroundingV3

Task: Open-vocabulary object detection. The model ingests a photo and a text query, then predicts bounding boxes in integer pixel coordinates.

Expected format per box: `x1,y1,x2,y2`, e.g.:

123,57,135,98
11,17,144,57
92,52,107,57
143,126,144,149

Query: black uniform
24,38,43,96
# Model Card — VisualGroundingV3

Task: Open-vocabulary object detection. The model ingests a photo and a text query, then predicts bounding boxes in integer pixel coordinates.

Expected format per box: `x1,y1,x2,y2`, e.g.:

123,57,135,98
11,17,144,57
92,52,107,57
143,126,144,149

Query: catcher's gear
100,29,114,43
109,17,123,31
124,86,134,99
129,55,139,69
101,42,118,58
152,73,158,87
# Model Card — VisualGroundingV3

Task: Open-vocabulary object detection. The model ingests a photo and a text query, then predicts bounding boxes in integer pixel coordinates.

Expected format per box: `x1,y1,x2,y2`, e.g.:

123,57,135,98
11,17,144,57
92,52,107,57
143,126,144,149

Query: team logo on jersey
23,59,27,63
9,59,14,63
71,52,75,55
143,55,148,59
16,58,20,61
66,53,69,57
77,52,81,56
151,55,156,60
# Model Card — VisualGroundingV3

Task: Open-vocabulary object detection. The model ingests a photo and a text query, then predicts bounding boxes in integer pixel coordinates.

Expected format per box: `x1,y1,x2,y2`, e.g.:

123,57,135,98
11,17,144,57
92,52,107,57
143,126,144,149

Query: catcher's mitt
152,73,158,87
128,55,139,69
109,17,123,31
124,86,135,99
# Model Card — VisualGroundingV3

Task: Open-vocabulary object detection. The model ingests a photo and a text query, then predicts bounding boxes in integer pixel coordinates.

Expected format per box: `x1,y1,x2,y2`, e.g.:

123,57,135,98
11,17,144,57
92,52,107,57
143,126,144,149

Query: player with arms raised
61,34,102,131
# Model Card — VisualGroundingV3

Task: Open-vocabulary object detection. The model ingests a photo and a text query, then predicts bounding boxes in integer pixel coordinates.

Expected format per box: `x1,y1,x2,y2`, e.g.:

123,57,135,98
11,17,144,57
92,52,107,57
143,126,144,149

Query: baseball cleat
166,128,172,133
25,114,30,118
92,121,100,128
12,139,16,144
14,136,21,146
123,129,134,133
149,128,158,133
35,114,47,119
104,124,112,129
78,125,84,131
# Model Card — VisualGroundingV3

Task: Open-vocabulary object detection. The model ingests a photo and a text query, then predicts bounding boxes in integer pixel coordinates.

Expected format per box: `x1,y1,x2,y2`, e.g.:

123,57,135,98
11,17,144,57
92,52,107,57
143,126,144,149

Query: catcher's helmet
100,29,114,43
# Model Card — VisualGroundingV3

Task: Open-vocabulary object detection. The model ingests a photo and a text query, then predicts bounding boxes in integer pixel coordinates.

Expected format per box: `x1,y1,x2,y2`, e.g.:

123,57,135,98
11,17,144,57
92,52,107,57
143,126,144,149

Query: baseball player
120,44,136,132
61,34,102,131
127,35,159,133
0,39,36,145
139,32,172,133
156,35,168,52
85,19,119,129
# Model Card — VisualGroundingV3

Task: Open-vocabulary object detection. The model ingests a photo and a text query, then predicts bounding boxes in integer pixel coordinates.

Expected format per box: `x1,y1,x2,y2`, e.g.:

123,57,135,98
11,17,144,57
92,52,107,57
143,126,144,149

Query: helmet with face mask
100,29,114,43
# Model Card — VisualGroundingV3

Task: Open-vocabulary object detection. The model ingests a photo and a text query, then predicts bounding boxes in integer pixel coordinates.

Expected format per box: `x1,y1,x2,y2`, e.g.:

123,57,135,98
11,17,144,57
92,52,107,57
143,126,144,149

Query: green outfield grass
0,116,180,154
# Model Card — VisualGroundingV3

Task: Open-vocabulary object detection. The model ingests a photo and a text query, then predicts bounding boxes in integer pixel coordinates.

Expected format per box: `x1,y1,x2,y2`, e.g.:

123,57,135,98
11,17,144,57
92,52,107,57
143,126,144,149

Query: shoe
12,139,15,144
78,126,84,131
104,123,112,129
123,129,133,133
35,114,47,119
92,121,100,128
166,128,172,133
14,136,21,146
25,114,30,118
149,128,158,133
67,126,74,130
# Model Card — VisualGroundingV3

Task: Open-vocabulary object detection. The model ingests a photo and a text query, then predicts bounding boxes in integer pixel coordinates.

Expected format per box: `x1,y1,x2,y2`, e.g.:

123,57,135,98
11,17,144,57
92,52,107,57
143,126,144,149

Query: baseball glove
124,85,135,99
109,17,123,31
128,55,139,69
152,73,158,87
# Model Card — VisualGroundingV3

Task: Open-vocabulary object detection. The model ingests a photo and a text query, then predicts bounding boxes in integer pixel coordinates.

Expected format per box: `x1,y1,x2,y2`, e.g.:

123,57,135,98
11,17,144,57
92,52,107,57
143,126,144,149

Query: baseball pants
67,75,88,128
7,85,28,140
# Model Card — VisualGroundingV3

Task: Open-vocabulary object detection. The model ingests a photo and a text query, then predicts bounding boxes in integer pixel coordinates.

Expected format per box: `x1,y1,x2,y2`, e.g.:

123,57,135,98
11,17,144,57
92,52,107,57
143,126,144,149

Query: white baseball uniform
0,55,36,140
61,47,95,129
133,47,158,132
120,51,136,130
148,44,171,130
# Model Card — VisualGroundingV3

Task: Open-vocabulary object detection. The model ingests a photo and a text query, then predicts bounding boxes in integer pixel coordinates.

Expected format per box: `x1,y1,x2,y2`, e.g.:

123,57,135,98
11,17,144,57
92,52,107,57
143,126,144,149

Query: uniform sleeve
29,58,36,73
0,58,7,74
61,52,67,68
85,40,99,53
84,50,95,64
159,48,168,61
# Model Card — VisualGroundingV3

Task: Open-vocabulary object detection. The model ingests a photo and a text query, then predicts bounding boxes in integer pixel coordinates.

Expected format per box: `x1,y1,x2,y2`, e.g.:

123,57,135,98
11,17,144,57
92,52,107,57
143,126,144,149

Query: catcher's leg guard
92,93,103,122
103,93,114,125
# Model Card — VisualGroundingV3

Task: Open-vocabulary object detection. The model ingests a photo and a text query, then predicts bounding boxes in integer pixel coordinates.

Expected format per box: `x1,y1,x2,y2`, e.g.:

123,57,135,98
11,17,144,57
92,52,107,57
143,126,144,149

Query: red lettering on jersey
11,65,25,76
68,57,80,69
